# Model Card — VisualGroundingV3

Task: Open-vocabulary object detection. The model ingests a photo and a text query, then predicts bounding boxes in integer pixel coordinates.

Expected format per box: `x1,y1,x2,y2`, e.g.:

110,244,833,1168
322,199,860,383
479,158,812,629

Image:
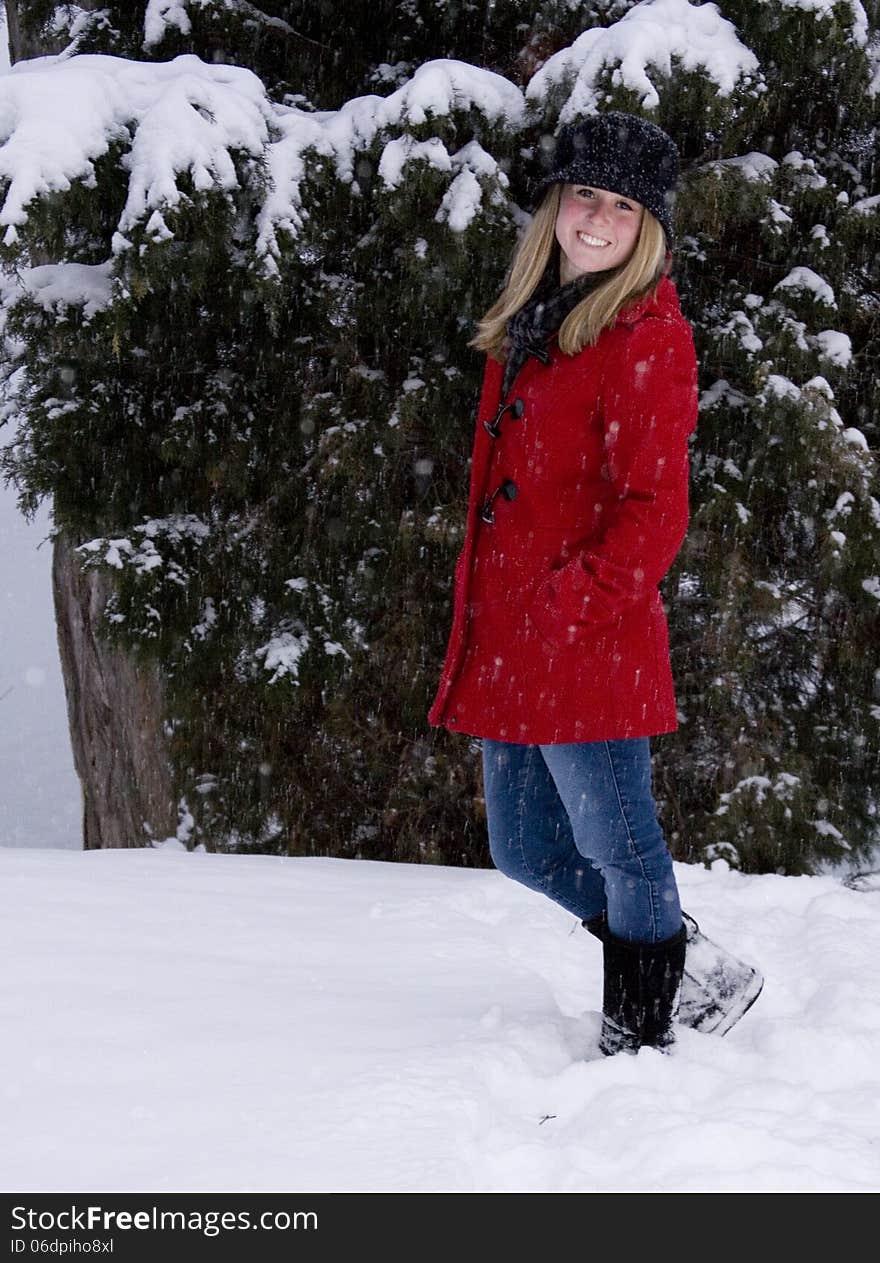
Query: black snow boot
597,923,687,1056
583,910,763,1038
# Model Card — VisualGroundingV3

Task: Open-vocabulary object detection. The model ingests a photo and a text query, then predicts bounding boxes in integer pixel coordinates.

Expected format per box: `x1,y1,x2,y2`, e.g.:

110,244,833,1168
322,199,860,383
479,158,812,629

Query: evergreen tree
1,1,877,872
667,1,880,873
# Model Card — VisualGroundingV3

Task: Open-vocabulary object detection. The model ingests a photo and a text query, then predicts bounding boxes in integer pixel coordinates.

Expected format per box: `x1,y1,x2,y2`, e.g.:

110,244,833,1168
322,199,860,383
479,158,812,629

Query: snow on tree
0,0,877,872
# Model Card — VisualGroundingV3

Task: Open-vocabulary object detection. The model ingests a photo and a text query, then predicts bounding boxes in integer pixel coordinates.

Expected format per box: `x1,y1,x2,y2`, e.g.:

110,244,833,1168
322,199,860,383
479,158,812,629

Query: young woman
428,112,760,1055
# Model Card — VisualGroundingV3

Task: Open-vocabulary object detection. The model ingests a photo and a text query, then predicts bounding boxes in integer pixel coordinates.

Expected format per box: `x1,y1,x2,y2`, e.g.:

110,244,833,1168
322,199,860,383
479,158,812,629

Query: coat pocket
522,528,615,649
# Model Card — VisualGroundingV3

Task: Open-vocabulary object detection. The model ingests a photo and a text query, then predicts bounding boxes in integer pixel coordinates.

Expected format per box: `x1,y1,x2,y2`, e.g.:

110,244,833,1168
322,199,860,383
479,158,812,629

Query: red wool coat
428,274,699,745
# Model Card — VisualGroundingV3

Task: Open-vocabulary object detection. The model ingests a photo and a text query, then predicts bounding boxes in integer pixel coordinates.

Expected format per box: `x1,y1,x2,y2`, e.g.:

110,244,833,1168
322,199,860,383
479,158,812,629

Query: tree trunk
4,0,106,63
4,0,48,62
4,1,23,63
52,531,177,849
7,5,172,851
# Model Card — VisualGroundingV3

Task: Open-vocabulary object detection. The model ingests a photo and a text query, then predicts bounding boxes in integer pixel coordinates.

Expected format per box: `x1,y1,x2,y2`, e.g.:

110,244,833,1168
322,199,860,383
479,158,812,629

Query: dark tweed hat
531,112,680,247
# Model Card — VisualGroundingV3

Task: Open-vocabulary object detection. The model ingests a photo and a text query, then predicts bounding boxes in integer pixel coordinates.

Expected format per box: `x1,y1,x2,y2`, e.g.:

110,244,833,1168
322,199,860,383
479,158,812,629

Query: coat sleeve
526,318,698,648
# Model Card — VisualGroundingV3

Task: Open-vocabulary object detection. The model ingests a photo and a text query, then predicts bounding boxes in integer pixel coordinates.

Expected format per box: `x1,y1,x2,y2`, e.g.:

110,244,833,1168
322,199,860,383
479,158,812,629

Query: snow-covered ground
2,845,879,1192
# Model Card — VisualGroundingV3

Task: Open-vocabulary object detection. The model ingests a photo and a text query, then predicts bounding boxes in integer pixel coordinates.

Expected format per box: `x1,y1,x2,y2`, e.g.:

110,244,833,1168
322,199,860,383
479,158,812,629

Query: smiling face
554,183,645,283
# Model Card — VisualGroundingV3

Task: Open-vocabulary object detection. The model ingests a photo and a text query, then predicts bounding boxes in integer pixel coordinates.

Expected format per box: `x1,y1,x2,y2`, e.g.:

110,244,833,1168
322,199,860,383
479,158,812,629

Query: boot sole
677,916,764,1036
679,965,764,1036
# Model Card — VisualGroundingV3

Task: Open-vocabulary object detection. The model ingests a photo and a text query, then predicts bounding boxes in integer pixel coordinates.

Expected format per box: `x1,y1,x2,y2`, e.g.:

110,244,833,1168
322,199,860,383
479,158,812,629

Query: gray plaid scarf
501,254,615,399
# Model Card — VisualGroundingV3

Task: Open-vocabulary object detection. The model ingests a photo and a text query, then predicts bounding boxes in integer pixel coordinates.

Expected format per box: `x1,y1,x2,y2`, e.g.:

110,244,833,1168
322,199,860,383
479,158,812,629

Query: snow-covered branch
0,51,524,274
527,0,764,117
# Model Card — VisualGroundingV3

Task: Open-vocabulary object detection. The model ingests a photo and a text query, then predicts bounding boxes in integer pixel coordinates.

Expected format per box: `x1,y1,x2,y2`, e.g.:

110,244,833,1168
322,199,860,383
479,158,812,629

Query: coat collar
614,274,680,328
504,272,683,379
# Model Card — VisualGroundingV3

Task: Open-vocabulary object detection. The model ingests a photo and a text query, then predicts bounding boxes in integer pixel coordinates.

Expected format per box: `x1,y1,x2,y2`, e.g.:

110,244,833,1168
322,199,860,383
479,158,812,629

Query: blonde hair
469,183,668,360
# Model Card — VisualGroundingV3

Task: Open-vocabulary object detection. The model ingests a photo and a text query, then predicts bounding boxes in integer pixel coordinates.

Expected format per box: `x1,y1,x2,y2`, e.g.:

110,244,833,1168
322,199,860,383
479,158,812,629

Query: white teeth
577,232,610,247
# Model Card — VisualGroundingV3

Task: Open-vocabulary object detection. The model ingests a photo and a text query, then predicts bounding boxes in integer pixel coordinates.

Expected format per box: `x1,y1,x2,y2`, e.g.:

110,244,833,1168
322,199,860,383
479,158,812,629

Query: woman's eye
575,188,632,211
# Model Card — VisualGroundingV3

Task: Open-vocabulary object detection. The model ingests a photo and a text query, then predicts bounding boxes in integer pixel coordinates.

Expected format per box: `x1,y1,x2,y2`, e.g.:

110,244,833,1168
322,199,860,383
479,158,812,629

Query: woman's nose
585,203,611,226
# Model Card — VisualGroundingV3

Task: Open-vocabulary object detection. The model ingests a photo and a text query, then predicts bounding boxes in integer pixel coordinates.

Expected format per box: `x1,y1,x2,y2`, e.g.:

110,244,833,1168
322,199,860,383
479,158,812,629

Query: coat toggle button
479,478,518,524
483,397,525,439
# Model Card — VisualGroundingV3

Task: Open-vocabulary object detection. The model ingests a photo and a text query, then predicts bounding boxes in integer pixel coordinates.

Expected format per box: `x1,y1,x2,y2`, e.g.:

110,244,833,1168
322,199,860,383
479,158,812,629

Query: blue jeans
482,737,682,944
